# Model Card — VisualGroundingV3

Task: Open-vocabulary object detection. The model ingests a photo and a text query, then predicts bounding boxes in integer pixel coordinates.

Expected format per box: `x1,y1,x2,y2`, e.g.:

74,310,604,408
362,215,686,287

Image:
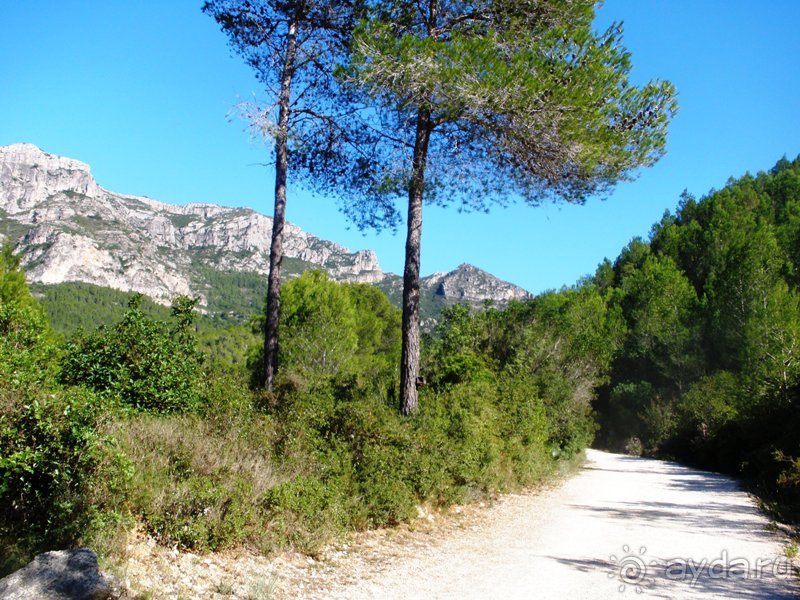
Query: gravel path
119,449,799,598
306,449,799,599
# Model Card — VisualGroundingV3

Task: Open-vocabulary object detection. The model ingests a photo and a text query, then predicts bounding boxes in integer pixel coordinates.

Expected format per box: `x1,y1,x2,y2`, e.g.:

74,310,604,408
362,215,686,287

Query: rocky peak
0,143,101,214
426,263,530,303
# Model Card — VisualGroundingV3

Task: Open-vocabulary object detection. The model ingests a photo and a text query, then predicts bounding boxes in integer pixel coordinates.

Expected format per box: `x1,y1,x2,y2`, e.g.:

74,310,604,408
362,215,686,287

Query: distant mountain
0,143,529,321
377,264,532,327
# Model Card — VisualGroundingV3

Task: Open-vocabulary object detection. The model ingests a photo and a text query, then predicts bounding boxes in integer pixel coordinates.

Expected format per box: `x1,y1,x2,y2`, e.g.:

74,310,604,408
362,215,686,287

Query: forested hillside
30,282,176,333
29,281,260,366
594,156,800,520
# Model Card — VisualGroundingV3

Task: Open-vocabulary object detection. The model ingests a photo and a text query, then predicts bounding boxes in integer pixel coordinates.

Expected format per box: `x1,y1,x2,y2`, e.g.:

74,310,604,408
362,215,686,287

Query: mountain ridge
0,143,529,319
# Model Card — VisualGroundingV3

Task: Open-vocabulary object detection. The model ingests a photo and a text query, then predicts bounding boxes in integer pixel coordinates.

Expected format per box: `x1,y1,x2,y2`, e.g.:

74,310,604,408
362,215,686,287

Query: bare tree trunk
399,108,432,415
264,18,298,391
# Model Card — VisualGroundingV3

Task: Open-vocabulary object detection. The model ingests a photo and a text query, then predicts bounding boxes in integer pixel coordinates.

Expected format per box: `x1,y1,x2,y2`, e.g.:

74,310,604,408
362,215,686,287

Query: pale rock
0,143,384,305
0,143,527,311
0,548,119,600
426,263,529,303
0,144,101,213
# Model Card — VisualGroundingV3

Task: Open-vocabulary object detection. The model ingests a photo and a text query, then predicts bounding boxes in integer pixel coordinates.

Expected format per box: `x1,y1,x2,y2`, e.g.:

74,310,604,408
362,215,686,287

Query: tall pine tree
203,0,363,390
301,0,677,414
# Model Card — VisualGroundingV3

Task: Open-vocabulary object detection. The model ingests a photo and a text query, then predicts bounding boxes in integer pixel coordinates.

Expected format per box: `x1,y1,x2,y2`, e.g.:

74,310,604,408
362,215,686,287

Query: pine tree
301,0,677,414
203,0,363,389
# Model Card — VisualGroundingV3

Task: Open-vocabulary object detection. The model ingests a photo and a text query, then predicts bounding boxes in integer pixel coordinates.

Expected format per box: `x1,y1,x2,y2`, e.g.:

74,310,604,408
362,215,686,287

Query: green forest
1,156,799,576
594,155,800,522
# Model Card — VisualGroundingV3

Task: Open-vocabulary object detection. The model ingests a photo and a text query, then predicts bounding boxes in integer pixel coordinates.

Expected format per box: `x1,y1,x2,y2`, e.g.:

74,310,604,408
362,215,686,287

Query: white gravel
315,449,799,599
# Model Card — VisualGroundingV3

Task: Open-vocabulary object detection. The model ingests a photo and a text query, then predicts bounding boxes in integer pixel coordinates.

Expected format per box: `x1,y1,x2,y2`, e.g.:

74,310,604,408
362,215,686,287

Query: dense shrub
0,386,125,572
248,271,401,390
110,406,277,552
0,244,125,574
2,245,600,565
425,294,609,458
0,244,59,387
60,294,204,413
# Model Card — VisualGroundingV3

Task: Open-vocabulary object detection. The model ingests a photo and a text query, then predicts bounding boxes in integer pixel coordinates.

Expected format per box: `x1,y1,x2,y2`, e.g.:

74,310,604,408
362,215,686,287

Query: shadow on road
546,451,800,598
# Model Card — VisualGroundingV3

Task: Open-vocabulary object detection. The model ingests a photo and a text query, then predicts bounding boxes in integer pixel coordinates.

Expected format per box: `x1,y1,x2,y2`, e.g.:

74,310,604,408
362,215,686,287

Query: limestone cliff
0,143,383,307
0,143,529,317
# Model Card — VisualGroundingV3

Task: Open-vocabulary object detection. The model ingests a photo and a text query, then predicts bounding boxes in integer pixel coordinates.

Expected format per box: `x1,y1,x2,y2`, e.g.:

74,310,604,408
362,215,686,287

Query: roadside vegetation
0,249,605,575
594,156,800,524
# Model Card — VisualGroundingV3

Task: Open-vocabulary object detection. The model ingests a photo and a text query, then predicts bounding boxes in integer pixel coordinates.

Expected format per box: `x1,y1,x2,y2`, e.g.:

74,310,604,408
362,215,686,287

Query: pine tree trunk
399,108,433,415
264,18,298,391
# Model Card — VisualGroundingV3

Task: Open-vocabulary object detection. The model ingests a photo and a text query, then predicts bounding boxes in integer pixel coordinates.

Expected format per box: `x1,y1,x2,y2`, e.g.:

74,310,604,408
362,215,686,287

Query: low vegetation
0,252,603,575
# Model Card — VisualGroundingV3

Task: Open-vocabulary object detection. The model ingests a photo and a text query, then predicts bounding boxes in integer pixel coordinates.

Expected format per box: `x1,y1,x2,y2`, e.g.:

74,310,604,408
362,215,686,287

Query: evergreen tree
302,0,677,414
0,243,57,386
203,0,363,390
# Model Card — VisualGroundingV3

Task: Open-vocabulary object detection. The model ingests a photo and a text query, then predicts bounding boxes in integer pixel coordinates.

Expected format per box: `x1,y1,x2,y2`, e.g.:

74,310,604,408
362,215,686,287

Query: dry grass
103,411,284,552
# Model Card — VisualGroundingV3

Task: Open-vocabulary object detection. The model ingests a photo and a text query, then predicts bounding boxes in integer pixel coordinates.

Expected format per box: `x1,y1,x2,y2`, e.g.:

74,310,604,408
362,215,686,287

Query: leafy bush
0,332,126,573
0,243,126,574
0,244,59,388
328,392,418,526
252,364,561,551
673,372,743,455
60,294,204,413
248,271,401,393
0,385,122,574
198,363,257,432
425,296,606,458
423,304,492,388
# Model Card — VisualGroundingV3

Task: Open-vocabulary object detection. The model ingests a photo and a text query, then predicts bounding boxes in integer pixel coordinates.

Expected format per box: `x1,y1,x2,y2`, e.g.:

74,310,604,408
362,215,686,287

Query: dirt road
304,449,798,599
120,450,799,598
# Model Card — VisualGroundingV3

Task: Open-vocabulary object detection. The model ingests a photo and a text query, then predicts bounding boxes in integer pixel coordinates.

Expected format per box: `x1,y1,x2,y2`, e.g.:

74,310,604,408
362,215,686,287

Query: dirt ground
116,449,800,599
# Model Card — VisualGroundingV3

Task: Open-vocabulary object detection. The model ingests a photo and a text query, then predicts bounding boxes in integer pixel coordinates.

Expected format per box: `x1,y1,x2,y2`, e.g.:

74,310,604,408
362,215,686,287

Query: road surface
312,449,799,599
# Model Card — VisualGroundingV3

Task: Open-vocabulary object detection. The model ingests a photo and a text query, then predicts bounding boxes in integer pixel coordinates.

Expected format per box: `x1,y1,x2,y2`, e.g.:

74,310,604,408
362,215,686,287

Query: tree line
594,156,800,520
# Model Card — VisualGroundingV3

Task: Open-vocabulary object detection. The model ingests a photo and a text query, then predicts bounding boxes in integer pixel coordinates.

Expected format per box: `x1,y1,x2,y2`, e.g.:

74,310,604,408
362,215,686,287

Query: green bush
0,244,59,388
494,376,551,484
673,372,743,451
0,244,128,574
262,474,351,552
198,364,256,432
60,294,204,413
248,272,401,394
259,367,560,546
328,394,418,526
0,385,124,574
414,380,549,503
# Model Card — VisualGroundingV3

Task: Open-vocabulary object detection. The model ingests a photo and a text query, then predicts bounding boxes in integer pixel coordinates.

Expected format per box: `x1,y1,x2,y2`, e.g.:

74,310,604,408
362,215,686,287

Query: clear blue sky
2,1,799,293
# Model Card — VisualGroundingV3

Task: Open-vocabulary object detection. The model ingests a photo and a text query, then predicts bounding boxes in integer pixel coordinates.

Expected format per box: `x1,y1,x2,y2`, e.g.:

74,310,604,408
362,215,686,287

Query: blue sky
2,1,799,293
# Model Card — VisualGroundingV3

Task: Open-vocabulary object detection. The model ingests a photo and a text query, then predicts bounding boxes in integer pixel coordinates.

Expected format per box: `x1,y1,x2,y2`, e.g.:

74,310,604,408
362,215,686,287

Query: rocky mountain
425,263,530,303
0,143,528,319
377,264,531,325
